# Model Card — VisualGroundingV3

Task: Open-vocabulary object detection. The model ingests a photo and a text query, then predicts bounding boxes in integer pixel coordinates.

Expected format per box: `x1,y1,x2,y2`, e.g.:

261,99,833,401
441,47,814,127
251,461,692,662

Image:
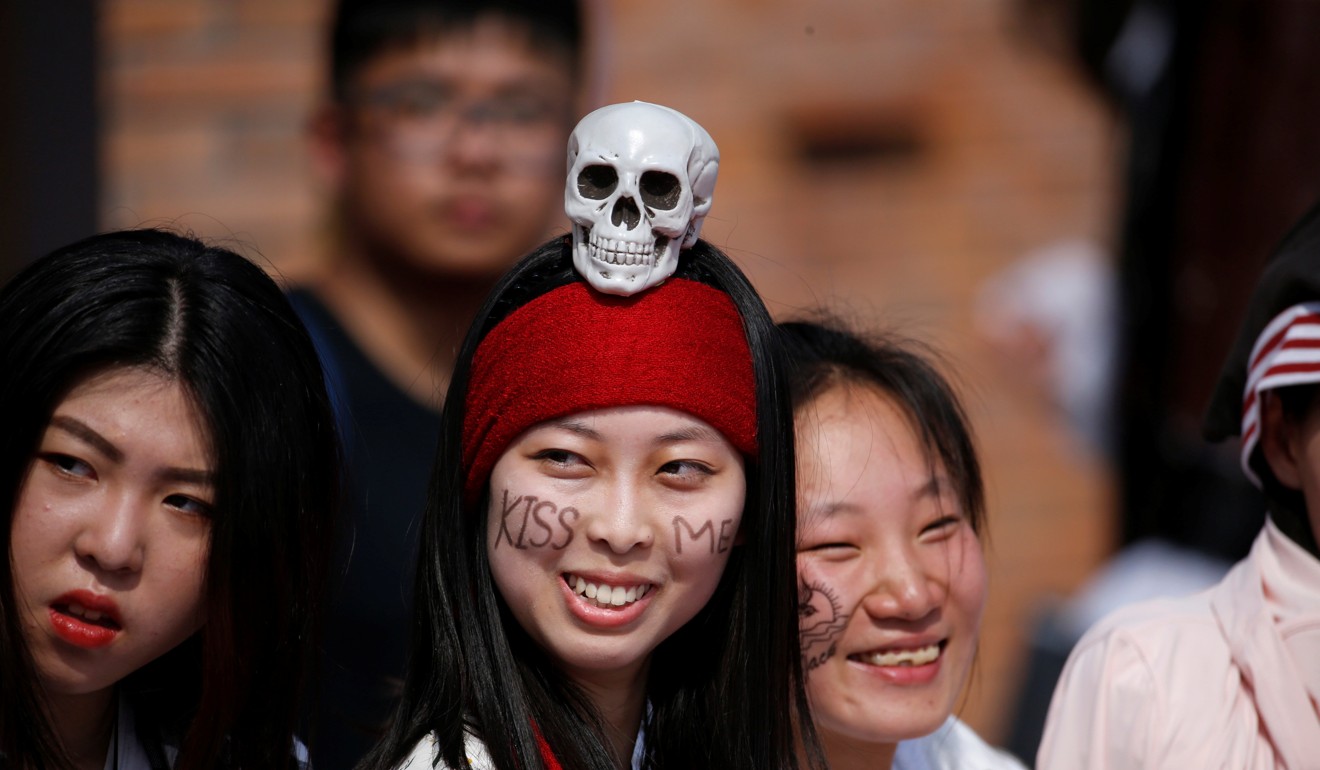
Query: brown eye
43,453,94,479
165,494,213,519
532,449,583,466
658,460,713,477
801,542,854,553
920,515,962,537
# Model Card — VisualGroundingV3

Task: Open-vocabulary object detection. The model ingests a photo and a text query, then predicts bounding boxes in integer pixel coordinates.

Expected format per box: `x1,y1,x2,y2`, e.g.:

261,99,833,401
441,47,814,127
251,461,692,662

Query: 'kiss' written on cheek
494,489,579,550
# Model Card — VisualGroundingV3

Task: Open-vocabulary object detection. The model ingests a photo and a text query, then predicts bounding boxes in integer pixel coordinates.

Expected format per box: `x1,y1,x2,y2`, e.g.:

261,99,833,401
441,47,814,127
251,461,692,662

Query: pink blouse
1037,519,1320,769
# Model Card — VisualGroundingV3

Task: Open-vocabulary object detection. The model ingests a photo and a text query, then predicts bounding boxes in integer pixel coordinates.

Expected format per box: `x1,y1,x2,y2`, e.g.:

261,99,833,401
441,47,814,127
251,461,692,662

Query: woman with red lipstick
781,320,1025,770
0,229,339,769
360,230,818,770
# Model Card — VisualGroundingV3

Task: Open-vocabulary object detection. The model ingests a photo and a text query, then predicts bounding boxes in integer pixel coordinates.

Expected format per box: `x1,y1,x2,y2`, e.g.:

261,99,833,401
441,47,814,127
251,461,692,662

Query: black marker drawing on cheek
798,575,848,673
673,515,736,554
556,505,579,549
494,489,578,550
496,489,521,548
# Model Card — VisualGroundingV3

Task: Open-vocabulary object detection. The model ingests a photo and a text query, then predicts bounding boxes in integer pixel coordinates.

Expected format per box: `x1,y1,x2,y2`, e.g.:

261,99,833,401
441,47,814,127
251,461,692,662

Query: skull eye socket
577,164,618,200
639,171,682,210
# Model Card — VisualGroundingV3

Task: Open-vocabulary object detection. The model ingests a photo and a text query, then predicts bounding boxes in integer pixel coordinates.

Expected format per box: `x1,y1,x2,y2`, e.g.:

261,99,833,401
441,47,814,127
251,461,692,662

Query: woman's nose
582,482,656,555
74,492,146,575
859,548,945,622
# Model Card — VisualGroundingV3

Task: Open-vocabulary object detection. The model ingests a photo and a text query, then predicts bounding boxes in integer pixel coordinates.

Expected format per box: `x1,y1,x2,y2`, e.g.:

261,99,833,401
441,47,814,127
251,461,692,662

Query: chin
411,245,517,277
822,706,950,747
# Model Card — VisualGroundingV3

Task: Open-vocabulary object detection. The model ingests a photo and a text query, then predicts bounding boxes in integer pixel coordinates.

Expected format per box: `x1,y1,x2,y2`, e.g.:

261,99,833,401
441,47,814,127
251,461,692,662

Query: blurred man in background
290,2,587,766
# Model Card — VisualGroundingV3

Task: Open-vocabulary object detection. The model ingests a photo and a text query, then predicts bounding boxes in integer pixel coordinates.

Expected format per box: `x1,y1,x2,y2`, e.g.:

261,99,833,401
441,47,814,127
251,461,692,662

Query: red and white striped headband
1240,301,1320,486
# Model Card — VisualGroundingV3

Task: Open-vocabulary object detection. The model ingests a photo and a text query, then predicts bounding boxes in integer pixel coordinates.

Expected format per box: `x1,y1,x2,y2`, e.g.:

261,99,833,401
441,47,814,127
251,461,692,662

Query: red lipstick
49,590,122,649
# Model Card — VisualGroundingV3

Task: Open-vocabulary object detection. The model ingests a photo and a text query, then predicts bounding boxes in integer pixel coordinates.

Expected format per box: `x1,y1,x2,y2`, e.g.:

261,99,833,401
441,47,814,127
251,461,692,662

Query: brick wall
101,0,1119,745
101,0,327,276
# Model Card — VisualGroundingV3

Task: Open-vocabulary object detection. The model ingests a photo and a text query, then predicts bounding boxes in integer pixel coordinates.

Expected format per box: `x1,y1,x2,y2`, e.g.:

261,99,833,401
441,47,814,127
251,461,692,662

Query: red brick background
101,0,1119,743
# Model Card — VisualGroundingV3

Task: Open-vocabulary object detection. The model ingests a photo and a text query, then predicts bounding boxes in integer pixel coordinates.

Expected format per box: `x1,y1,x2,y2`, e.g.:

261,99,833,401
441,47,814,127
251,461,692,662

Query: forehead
797,384,917,456
53,366,212,455
795,385,940,511
350,16,576,91
535,405,728,443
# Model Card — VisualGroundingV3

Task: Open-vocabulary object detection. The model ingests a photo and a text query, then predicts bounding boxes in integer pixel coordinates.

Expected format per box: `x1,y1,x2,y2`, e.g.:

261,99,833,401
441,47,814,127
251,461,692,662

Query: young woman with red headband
361,232,818,770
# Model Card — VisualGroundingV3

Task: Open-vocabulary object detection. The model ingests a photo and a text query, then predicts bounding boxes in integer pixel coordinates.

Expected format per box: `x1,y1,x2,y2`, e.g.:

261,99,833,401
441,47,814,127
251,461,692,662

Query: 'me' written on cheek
672,514,736,555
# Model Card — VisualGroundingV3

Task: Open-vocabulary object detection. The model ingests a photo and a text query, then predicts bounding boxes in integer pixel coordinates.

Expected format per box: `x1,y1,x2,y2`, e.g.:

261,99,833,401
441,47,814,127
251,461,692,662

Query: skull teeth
589,233,657,267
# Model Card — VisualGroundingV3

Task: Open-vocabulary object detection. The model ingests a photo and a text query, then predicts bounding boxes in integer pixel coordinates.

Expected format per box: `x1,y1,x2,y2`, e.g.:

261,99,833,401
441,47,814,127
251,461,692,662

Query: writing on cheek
672,515,736,554
798,576,848,673
494,489,579,550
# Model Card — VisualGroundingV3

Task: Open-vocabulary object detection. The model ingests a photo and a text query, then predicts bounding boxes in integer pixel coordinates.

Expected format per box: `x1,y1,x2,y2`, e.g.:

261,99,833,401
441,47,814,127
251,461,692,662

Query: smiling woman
781,319,1025,770
0,229,340,769
487,406,747,683
361,234,817,770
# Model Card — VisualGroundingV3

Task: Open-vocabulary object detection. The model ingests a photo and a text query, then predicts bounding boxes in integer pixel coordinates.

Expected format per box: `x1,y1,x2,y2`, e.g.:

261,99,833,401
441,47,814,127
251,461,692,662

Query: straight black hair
0,229,340,768
779,319,986,538
363,236,820,770
328,0,584,101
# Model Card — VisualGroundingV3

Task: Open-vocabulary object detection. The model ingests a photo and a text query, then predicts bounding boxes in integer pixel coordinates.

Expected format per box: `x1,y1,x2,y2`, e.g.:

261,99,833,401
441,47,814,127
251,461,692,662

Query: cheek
502,172,563,217
947,537,988,633
668,504,742,562
1300,435,1320,508
8,486,71,596
797,558,858,672
157,535,211,635
666,475,745,569
346,150,428,214
487,486,583,556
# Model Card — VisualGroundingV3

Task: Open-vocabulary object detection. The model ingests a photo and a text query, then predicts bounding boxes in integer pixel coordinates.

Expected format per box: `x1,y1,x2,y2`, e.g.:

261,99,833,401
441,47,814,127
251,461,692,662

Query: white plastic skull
564,101,719,295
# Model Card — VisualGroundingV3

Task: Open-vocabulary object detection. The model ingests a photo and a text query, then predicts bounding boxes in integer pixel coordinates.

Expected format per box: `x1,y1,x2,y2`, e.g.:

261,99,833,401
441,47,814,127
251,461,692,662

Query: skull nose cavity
611,197,642,230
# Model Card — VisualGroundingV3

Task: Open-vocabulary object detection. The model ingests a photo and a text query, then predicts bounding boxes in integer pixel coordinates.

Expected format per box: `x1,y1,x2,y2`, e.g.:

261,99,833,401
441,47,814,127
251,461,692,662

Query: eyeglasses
347,79,570,169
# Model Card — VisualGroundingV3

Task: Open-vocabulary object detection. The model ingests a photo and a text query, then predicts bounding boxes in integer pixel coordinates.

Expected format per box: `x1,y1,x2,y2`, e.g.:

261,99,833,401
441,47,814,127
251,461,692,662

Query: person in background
781,319,1026,770
0,229,338,768
1037,201,1320,769
292,2,587,765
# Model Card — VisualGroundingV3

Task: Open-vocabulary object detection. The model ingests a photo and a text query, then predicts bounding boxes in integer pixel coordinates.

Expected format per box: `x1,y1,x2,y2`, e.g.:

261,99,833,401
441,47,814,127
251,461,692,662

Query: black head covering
1203,199,1320,556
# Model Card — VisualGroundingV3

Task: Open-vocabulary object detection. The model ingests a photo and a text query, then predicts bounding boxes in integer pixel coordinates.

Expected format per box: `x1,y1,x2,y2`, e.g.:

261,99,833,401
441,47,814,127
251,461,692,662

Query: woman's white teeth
569,575,651,608
858,644,941,667
68,602,104,622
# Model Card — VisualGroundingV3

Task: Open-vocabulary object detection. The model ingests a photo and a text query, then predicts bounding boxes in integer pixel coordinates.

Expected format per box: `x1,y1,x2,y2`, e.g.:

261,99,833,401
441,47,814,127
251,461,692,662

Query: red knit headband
463,278,757,503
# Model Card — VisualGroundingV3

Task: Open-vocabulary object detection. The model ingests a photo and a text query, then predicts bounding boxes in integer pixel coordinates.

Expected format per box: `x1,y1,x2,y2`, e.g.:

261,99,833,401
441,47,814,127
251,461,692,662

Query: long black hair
364,236,817,770
0,229,340,768
779,318,986,538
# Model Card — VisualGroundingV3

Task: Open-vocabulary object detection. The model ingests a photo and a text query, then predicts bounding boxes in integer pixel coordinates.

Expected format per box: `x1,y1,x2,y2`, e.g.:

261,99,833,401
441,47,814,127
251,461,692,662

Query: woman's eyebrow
656,424,723,445
809,501,863,520
50,415,122,462
545,418,602,440
51,414,214,485
913,475,950,502
158,467,215,485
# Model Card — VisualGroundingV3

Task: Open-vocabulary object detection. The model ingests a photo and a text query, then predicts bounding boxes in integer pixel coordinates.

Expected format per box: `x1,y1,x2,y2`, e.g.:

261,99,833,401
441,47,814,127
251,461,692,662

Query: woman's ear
1261,390,1305,490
